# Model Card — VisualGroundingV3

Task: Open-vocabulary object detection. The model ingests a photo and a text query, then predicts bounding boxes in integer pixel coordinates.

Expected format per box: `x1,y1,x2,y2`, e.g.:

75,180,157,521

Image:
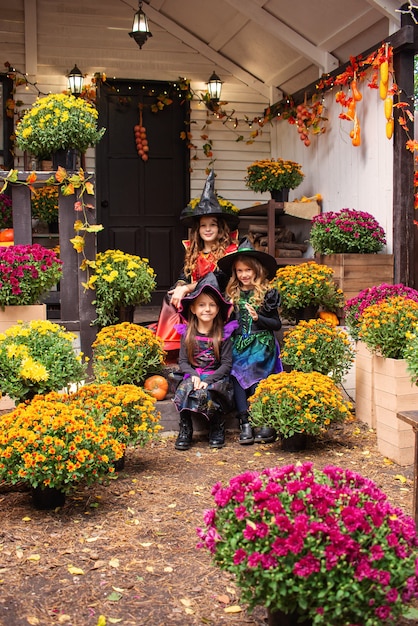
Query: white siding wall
272,82,394,252
1,0,394,244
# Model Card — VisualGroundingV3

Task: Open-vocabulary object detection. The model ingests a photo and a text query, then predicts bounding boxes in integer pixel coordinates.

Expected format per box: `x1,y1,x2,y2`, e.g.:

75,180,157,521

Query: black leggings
232,376,258,415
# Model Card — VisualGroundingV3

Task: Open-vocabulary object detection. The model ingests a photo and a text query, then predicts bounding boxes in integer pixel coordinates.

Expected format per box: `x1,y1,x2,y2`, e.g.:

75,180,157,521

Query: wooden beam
223,0,339,73
365,0,402,25
144,3,270,98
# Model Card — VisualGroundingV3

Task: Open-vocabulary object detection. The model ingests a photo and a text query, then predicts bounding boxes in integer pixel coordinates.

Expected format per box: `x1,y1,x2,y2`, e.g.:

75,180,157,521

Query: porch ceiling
141,0,407,97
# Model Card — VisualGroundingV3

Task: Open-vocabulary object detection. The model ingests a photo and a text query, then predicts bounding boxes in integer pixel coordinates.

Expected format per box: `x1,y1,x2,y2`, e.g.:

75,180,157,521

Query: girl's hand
245,303,258,321
170,284,192,309
192,376,207,390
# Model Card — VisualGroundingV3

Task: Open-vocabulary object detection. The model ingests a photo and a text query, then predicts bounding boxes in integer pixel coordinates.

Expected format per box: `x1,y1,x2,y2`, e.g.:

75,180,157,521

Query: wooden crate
318,254,394,303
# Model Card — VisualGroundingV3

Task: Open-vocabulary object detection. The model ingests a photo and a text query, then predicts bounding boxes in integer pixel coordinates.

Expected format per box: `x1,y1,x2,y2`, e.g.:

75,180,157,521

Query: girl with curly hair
218,238,282,445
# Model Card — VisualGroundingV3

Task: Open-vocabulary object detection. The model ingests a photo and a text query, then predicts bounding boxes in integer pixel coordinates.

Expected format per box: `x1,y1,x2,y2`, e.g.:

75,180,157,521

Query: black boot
209,414,225,449
238,413,254,445
175,413,193,451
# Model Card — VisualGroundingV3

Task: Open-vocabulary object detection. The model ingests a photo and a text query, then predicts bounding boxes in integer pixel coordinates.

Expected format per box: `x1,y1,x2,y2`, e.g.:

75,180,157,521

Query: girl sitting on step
172,272,237,451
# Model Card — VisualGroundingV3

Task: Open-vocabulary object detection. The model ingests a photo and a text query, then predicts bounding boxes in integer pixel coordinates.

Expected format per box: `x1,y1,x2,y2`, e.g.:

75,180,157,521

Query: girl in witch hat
218,238,283,445
153,170,239,355
172,272,238,451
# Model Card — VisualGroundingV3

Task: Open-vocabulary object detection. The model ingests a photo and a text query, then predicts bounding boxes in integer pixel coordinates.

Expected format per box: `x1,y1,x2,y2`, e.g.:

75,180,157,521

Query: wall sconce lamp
129,0,152,49
207,71,222,102
67,64,84,96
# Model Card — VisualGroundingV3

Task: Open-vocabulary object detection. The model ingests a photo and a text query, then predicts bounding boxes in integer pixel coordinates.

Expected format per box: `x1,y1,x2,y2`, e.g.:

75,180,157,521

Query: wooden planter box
0,304,47,411
355,341,375,429
318,253,394,303
374,356,417,466
0,304,47,333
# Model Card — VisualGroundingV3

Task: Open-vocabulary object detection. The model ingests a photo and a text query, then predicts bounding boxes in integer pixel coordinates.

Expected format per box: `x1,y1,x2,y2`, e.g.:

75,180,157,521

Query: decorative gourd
144,375,168,400
319,311,339,327
0,228,14,242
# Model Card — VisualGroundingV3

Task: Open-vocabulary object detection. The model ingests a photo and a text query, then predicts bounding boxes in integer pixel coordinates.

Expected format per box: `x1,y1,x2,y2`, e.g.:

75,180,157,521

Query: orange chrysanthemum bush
55,383,163,447
0,395,125,494
248,371,351,438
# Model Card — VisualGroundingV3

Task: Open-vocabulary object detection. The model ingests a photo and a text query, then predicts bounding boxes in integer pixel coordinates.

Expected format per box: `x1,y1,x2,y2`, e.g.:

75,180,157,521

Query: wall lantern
67,64,84,96
207,71,222,102
129,1,152,49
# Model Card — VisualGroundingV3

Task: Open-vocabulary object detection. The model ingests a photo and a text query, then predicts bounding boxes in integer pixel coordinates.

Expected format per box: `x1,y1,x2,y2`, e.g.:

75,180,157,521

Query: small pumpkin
319,311,339,327
0,228,14,242
144,374,169,401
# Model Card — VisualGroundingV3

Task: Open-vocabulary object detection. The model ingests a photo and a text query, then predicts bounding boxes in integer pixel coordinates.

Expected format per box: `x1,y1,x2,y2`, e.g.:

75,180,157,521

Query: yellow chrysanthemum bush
248,371,352,438
15,93,105,158
92,322,165,386
358,295,418,359
86,249,157,326
0,320,87,403
271,261,344,321
281,318,355,384
55,383,163,447
0,394,125,493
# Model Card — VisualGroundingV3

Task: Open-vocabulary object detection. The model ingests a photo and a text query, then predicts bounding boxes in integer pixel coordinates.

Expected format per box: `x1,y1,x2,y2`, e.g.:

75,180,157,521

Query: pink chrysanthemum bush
197,463,418,625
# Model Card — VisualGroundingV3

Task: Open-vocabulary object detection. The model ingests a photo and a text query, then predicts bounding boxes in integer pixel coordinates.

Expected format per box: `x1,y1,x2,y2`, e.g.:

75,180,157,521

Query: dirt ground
0,419,417,626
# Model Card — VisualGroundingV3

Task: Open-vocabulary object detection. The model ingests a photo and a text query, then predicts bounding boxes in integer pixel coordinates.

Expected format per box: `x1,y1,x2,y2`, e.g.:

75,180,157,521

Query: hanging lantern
129,1,152,49
67,64,84,96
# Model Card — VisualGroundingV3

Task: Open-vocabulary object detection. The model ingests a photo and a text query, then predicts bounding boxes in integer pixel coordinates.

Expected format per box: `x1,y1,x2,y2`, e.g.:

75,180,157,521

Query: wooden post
397,410,418,526
3,170,97,374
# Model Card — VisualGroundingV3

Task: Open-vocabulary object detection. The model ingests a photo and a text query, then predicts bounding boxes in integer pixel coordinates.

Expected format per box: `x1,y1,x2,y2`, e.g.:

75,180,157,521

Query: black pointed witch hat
178,272,233,322
217,237,278,280
180,170,240,229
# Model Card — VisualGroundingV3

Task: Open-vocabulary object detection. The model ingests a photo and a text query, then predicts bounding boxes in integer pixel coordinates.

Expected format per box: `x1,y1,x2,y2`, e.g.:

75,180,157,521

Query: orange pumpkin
0,228,14,242
144,375,169,401
319,311,339,327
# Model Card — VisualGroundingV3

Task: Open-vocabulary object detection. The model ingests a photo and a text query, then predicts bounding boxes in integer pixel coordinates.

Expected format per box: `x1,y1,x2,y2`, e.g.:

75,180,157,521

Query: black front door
96,79,190,304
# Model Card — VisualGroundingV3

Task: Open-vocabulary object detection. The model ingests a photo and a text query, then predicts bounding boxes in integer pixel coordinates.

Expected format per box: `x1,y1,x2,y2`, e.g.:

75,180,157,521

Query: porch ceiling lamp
129,0,152,49
68,64,84,96
207,71,222,102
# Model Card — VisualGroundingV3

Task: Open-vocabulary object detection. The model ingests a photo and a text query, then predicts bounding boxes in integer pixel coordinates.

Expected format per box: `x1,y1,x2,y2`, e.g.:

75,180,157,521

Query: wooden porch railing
3,171,97,369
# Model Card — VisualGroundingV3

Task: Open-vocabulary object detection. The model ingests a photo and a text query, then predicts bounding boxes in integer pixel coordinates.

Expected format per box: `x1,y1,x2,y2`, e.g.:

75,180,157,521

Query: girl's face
190,292,219,323
234,259,256,288
199,216,219,245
